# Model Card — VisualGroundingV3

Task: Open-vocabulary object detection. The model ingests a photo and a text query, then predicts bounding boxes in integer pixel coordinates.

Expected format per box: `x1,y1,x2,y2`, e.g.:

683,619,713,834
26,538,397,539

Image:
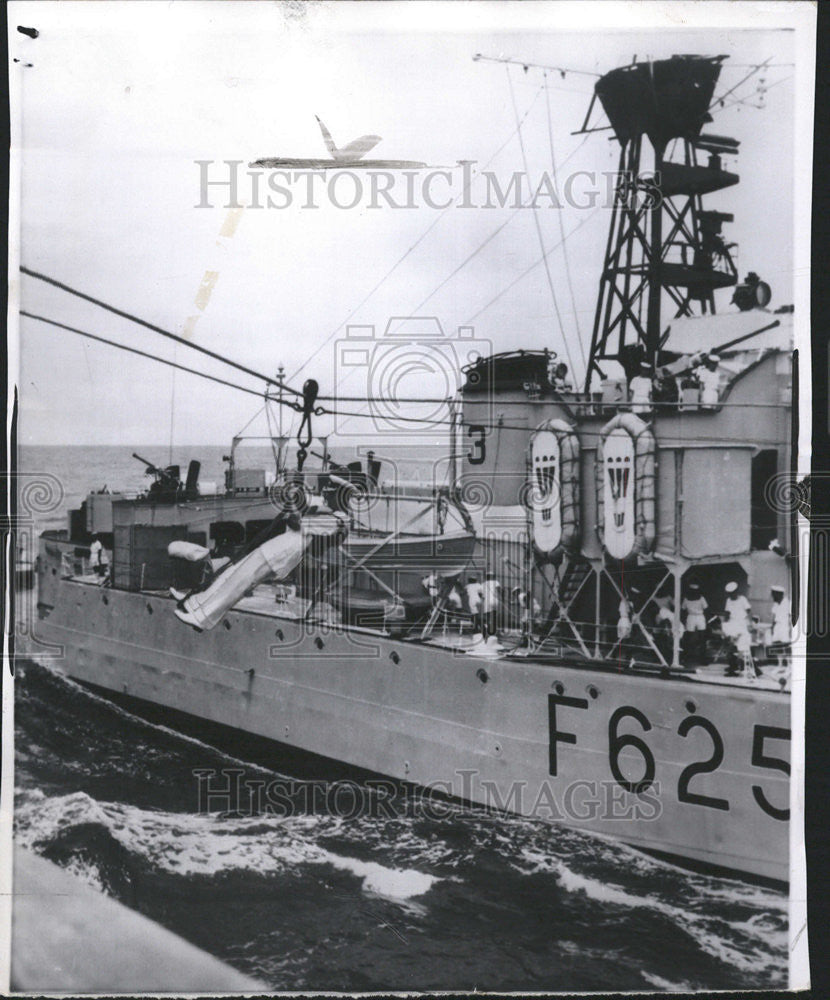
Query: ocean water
12,446,789,992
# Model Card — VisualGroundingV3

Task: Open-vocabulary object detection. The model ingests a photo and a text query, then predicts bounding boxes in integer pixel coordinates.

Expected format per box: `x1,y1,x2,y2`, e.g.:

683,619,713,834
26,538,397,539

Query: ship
26,54,800,886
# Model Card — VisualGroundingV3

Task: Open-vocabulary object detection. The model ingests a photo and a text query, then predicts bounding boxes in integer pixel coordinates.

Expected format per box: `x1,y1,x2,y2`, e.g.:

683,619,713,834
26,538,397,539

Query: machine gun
132,453,201,502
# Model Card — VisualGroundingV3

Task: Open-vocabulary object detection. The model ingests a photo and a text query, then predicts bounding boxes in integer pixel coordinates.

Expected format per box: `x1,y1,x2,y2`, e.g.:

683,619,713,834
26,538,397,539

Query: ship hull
31,578,790,884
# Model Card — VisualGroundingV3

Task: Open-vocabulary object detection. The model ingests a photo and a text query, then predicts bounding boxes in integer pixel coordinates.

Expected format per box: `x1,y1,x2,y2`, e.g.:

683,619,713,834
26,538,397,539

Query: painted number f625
547,694,790,820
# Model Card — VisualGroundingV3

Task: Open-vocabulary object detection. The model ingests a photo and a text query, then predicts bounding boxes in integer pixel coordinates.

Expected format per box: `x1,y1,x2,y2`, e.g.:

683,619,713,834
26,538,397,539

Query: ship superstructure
458,55,794,677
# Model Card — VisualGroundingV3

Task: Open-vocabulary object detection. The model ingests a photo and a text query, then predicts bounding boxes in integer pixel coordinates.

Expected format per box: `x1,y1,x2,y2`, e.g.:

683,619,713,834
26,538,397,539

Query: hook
296,378,319,471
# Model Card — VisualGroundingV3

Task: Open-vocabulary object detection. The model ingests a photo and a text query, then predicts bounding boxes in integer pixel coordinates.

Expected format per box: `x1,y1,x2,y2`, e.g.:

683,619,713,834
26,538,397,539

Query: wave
513,843,787,984
15,788,438,907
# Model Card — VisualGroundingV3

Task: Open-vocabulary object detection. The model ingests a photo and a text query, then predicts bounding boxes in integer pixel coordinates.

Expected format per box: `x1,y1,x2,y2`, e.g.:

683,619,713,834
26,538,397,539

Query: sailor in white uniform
617,596,632,641
89,535,110,580
465,575,484,634
722,581,751,647
481,572,502,638
681,582,708,661
769,585,791,647
629,362,654,415
681,582,707,631
696,354,721,408
173,512,344,631
721,580,758,675
446,581,463,611
422,573,440,605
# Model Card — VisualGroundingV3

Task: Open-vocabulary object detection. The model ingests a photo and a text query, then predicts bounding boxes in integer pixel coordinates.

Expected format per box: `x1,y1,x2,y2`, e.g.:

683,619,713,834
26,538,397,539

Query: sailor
481,571,502,638
628,362,653,415
680,582,707,661
654,595,676,662
552,362,571,392
617,597,631,641
512,586,539,620
655,595,675,628
465,575,484,634
721,581,754,675
446,580,463,611
512,585,540,643
88,534,110,580
422,573,440,605
769,585,791,647
696,354,721,408
174,512,343,631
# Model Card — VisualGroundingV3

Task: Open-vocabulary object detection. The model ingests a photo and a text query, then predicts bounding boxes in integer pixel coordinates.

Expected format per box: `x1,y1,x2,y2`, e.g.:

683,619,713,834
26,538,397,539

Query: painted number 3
467,425,486,465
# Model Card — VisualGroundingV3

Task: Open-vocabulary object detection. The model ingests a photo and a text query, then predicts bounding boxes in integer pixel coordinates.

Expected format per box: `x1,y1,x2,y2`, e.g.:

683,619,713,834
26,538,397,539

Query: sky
9,1,810,448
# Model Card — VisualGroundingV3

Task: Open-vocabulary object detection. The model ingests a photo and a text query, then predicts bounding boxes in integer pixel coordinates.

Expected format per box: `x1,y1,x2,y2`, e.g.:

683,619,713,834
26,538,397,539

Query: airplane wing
315,116,339,158
336,134,383,161
315,116,382,161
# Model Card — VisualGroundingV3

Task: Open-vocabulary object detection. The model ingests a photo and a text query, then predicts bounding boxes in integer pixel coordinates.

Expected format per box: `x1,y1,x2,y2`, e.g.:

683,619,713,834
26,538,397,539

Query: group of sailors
424,565,790,671
619,577,790,674
421,571,539,642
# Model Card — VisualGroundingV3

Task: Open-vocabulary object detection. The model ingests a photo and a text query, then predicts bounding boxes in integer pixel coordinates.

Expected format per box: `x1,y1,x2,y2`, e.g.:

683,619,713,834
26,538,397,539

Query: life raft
595,412,655,561
528,418,581,563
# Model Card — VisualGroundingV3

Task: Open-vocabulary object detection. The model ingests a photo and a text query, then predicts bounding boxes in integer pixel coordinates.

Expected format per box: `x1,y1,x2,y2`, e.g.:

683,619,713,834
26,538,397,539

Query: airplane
250,116,428,170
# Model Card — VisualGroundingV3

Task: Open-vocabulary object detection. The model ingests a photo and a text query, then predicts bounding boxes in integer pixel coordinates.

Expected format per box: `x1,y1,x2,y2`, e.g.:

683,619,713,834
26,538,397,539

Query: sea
12,445,790,992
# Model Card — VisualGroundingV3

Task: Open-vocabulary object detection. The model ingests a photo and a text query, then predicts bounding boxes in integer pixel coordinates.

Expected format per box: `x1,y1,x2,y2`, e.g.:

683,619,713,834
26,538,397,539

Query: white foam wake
514,845,787,981
14,789,439,906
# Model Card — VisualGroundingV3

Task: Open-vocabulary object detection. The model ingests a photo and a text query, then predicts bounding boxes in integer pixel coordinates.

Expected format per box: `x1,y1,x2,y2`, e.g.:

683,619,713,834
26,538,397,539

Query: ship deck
67,571,790,694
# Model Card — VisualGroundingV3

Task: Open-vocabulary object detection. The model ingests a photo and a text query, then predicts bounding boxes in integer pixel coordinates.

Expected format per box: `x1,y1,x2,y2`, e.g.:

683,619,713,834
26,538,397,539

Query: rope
20,266,302,397
20,312,266,400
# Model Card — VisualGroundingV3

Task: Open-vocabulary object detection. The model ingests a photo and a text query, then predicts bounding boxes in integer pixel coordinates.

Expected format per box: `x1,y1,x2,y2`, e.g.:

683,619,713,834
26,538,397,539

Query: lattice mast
582,56,740,392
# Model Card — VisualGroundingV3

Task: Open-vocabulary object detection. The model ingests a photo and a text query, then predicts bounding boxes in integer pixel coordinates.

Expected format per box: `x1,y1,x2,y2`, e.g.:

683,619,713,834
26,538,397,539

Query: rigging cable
19,266,302,398
506,64,576,379
472,54,601,77
234,404,267,438
168,345,177,465
544,70,586,371
708,57,772,111
20,312,267,401
263,393,283,478
715,74,793,113
463,204,601,326
400,128,593,333
323,109,596,436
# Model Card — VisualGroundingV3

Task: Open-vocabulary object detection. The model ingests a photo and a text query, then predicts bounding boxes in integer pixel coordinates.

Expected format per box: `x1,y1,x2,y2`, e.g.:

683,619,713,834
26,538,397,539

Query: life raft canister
528,418,581,563
595,412,655,561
